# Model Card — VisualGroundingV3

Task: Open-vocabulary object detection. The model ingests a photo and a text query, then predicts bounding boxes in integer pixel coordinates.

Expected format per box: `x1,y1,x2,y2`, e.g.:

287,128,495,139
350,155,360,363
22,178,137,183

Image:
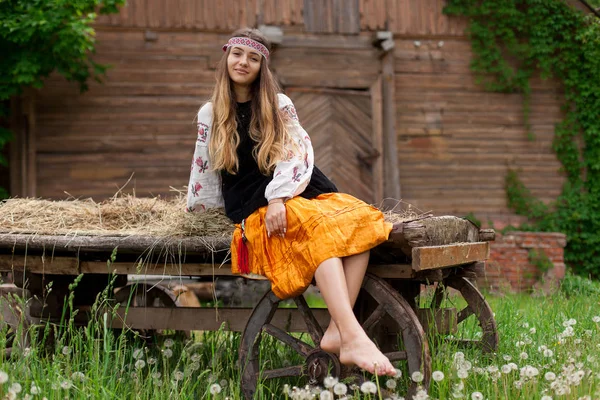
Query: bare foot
339,335,396,376
320,323,341,354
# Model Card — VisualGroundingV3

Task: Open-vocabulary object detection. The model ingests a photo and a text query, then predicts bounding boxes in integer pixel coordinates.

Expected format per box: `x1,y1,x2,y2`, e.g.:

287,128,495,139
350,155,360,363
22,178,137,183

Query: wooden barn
5,0,598,226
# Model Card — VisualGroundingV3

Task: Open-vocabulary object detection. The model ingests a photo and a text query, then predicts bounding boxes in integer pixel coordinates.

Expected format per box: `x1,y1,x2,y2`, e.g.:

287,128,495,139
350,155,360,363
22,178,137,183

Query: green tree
0,0,125,198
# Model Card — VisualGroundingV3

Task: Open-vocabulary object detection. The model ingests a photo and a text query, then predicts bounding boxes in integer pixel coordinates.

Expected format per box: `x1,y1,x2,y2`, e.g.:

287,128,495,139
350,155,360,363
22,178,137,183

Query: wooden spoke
293,295,324,346
384,351,408,361
262,365,303,380
425,276,498,353
263,324,313,357
361,303,386,335
457,305,474,324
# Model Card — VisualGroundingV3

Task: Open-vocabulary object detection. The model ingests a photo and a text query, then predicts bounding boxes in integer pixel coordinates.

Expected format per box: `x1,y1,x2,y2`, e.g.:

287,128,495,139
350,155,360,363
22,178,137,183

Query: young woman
186,28,395,376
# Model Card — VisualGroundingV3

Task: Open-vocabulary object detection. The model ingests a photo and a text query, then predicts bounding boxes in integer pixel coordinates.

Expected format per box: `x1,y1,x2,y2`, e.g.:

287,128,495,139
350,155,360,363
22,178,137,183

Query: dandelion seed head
147,357,157,365
0,370,9,384
592,316,600,323
134,360,146,369
514,380,522,389
6,391,16,400
151,372,161,380
333,382,347,395
413,388,429,400
191,353,201,363
209,383,222,395
541,396,552,400
386,379,397,389
319,391,332,400
529,327,536,334
360,381,377,394
323,376,338,389
544,349,554,357
60,380,72,390
394,368,402,379
10,383,22,393
71,372,85,382
162,349,173,359
503,355,511,361
457,369,469,379
545,372,556,381
432,370,445,382
501,365,512,374
471,392,483,400
411,371,424,383
61,346,71,356
164,338,175,348
30,384,40,395
520,352,529,360
173,371,184,381
132,348,144,359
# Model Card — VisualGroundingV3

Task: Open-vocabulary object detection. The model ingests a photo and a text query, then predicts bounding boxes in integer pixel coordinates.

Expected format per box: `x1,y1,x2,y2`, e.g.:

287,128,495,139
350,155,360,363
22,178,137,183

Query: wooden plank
367,264,413,279
107,307,331,332
412,242,490,271
381,51,401,203
370,76,384,203
0,255,235,276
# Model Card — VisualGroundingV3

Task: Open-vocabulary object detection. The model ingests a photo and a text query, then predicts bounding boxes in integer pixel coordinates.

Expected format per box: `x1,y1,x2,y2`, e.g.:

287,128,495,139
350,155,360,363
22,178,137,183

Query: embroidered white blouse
186,93,315,213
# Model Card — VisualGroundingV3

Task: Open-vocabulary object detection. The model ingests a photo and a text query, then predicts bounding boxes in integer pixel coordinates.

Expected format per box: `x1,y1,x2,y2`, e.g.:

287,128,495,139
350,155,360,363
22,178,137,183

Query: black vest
220,101,338,223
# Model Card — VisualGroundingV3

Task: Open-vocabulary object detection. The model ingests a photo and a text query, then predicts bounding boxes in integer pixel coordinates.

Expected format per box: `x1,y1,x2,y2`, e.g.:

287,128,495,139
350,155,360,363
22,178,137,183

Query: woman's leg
320,251,369,354
314,256,395,376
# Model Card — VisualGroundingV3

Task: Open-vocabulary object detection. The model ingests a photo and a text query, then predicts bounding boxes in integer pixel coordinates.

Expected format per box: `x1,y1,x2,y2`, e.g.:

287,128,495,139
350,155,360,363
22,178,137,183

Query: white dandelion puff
545,372,556,381
471,392,483,400
323,376,338,389
394,368,402,379
10,383,21,394
386,379,397,390
162,349,173,359
60,380,72,390
592,316,600,323
151,372,161,380
432,371,445,382
544,349,554,357
135,360,146,369
209,383,222,395
501,365,512,374
457,369,469,379
30,384,40,395
333,382,347,395
541,396,552,400
319,391,332,400
360,381,377,394
71,372,85,382
147,357,157,365
520,352,529,360
132,348,144,359
411,371,424,383
0,371,9,384
61,346,71,356
173,371,184,381
164,338,175,348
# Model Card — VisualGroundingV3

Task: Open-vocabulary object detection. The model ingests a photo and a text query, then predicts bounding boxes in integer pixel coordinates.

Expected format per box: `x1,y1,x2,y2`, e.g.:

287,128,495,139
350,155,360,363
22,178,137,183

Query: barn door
286,86,383,205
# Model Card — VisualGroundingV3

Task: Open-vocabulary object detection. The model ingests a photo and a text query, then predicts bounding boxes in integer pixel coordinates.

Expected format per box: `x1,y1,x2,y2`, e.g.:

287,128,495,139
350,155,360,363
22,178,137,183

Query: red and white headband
222,37,270,60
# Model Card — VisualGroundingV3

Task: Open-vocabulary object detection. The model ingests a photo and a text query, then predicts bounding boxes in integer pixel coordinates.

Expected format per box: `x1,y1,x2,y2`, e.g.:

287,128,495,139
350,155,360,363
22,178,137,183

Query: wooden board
411,242,490,271
106,306,330,333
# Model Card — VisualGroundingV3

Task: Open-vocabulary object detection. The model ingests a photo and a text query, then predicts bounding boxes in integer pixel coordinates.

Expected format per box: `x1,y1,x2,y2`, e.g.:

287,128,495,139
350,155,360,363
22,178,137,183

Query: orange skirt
230,193,393,299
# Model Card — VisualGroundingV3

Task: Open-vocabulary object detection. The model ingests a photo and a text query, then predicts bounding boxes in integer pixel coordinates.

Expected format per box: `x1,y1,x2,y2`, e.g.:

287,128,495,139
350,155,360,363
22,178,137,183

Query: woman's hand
265,199,287,238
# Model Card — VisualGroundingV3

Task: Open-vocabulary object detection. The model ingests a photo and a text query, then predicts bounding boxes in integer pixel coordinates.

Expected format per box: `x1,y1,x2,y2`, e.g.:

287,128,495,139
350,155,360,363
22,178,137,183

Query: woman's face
227,45,262,87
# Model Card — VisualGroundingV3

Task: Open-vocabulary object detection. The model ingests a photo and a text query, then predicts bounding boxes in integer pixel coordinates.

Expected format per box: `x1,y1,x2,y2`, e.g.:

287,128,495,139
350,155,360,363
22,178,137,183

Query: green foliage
560,271,600,297
528,248,554,274
445,0,600,278
463,212,482,228
0,0,124,196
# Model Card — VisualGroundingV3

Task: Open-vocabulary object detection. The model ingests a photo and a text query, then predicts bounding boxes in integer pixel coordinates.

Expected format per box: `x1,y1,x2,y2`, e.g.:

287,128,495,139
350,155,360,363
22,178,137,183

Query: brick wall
481,232,567,293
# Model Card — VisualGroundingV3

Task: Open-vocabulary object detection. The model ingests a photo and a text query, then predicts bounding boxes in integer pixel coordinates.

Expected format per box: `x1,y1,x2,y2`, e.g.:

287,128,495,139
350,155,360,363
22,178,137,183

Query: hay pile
0,193,422,238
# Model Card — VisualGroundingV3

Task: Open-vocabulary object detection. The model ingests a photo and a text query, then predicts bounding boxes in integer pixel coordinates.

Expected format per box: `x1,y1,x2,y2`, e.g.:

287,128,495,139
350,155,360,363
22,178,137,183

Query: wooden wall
96,0,467,36
393,38,565,222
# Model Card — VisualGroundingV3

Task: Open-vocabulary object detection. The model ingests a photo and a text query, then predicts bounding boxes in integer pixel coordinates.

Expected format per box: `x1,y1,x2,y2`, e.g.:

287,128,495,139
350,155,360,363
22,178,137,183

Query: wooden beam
105,306,331,332
8,96,23,197
0,254,235,277
381,50,401,205
412,242,490,271
370,75,384,203
22,90,37,197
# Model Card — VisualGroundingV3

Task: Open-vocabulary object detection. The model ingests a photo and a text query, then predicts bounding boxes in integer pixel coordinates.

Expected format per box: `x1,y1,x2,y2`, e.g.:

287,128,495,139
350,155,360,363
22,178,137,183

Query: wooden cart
0,216,497,398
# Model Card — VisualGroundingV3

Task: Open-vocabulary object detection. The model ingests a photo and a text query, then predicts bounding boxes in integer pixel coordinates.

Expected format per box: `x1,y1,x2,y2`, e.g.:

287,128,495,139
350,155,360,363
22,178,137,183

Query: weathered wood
479,229,496,242
412,242,490,271
0,234,231,256
382,49,401,204
108,306,330,333
370,75,384,203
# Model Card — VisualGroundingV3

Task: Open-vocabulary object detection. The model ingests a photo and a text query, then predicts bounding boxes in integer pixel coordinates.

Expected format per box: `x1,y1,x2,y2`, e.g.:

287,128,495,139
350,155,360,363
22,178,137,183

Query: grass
0,274,599,400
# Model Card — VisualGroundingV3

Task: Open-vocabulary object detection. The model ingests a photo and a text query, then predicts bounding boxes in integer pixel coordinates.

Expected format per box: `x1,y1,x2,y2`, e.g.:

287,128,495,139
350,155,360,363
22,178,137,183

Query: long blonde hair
208,28,290,175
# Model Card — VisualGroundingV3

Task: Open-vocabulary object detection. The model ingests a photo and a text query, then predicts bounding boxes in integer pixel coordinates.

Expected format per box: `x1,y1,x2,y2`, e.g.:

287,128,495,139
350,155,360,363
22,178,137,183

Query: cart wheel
114,283,189,341
428,276,498,352
238,274,431,399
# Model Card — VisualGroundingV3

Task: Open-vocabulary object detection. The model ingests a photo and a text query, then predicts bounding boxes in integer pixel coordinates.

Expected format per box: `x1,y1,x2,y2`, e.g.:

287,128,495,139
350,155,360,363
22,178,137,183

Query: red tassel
238,235,250,274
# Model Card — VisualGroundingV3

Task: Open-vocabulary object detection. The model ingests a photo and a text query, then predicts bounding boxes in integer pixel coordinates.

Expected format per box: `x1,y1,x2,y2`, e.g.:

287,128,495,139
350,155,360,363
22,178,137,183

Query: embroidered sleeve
264,94,315,202
186,103,225,212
